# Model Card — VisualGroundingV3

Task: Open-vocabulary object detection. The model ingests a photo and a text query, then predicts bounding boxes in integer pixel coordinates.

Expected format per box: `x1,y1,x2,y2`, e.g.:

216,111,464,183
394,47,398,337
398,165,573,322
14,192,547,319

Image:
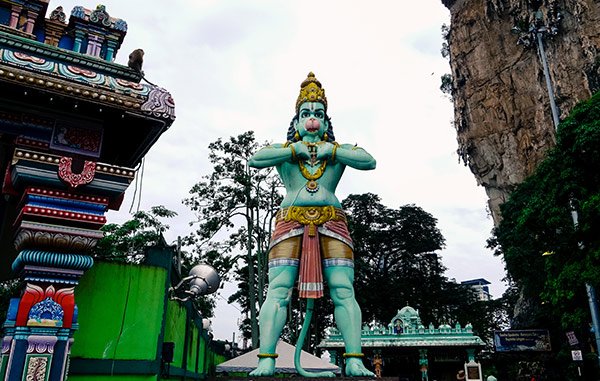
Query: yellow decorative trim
257,353,279,358
298,160,326,181
289,144,297,162
276,206,346,236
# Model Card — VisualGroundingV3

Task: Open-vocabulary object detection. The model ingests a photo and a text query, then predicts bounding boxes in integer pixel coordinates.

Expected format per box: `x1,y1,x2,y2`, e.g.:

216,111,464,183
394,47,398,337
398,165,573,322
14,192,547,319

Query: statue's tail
294,298,335,378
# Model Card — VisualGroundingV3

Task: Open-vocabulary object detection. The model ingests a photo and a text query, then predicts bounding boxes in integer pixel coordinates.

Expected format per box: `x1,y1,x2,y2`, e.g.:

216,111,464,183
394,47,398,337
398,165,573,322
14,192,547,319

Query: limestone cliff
443,0,600,224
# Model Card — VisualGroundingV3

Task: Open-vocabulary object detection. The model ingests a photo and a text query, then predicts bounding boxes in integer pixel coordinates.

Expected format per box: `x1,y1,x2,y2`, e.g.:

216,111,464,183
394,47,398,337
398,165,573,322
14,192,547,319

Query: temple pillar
24,10,37,34
72,30,86,53
2,247,93,381
105,38,119,62
86,34,104,57
466,348,476,362
8,7,21,29
327,350,338,366
419,348,429,381
0,138,135,381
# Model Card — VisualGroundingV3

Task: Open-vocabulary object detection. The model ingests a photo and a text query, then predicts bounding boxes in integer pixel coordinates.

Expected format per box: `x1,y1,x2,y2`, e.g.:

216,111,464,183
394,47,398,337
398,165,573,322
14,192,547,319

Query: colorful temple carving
320,306,486,380
0,1,175,380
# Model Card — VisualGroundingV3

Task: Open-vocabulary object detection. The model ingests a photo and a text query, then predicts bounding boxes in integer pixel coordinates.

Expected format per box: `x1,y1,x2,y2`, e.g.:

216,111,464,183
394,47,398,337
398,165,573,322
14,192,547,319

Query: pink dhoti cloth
268,217,354,299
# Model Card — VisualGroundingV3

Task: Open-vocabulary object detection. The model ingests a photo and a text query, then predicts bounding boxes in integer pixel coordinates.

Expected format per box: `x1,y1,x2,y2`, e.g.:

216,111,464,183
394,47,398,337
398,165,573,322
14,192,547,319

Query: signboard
464,361,482,381
494,330,552,352
566,331,579,346
571,350,583,361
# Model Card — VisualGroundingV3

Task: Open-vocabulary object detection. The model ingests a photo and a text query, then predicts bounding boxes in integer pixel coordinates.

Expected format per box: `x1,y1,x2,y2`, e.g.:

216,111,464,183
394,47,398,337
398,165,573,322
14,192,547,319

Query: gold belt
276,206,346,236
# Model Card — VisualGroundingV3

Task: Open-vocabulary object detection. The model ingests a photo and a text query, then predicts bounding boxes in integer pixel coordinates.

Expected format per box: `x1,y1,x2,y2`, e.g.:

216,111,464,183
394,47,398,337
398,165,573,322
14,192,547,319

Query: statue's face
296,102,327,139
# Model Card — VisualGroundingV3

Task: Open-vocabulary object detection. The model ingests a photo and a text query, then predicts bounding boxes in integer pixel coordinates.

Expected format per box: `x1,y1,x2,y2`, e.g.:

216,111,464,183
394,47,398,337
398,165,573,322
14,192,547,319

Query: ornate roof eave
0,29,139,81
0,54,176,124
0,64,141,110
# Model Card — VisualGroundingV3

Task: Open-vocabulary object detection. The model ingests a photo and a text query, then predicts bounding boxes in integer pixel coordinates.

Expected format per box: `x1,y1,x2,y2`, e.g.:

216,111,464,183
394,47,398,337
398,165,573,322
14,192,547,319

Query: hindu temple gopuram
0,1,175,380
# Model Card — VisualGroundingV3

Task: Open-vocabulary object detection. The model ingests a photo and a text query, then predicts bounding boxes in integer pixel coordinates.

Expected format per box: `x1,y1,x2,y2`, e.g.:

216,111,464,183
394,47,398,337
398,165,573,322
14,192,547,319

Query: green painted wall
163,299,186,368
71,261,167,360
198,335,207,372
188,324,199,372
68,254,226,380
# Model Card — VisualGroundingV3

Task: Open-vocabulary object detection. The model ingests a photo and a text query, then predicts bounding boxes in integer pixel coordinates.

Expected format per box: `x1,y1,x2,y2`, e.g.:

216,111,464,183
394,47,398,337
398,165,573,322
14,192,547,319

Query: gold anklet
343,353,364,358
257,353,279,358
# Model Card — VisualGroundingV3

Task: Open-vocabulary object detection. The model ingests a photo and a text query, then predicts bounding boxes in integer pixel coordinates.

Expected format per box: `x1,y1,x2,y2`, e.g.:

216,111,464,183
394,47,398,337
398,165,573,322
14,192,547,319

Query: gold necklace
298,160,326,193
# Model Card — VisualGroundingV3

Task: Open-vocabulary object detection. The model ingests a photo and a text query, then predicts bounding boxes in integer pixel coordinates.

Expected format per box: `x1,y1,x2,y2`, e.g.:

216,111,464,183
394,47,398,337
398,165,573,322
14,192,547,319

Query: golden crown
295,72,328,112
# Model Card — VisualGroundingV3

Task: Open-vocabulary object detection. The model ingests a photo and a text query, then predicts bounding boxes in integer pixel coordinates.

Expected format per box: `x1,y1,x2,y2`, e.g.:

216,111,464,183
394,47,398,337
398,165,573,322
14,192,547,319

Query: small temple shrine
0,1,175,380
320,305,486,381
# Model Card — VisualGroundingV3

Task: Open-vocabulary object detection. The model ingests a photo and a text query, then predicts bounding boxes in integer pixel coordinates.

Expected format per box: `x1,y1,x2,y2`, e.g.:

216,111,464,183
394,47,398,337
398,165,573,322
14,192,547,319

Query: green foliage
93,206,227,318
343,193,503,343
489,92,600,378
93,205,177,262
0,279,20,321
440,73,454,98
441,23,450,59
184,131,282,346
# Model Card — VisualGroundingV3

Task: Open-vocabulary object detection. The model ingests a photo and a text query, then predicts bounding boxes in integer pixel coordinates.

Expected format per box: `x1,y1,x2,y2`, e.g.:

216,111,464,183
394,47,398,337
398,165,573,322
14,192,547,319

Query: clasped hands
291,141,335,162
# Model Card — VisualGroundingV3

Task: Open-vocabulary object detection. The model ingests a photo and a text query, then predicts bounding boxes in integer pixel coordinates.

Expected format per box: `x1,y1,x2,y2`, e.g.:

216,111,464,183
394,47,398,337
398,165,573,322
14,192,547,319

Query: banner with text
494,330,552,352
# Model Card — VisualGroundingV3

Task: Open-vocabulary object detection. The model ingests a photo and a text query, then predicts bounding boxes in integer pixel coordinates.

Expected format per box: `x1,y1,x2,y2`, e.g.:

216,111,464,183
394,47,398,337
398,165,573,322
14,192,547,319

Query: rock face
443,0,600,224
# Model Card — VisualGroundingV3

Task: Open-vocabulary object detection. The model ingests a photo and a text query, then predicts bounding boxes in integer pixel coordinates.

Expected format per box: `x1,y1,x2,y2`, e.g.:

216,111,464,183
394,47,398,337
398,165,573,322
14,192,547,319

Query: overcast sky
51,0,505,343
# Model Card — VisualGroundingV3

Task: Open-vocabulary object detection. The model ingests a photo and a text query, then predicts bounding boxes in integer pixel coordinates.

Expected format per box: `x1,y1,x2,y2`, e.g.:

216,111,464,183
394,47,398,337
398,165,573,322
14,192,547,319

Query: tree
93,205,177,262
489,91,600,379
342,193,493,337
0,279,20,323
93,206,231,318
183,131,282,347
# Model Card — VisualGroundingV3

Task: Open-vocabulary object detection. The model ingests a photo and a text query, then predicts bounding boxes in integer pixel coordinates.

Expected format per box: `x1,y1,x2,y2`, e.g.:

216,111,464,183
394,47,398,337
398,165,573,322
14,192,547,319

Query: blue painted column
2,253,92,381
72,30,86,53
105,38,118,62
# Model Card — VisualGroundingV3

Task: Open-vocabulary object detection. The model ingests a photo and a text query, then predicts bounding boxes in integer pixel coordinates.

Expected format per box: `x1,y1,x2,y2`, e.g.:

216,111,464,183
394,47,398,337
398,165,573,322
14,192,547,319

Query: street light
169,263,221,302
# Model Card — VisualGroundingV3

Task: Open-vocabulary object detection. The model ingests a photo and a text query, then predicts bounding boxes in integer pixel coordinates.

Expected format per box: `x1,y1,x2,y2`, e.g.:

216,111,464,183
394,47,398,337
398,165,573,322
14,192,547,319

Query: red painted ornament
58,157,96,188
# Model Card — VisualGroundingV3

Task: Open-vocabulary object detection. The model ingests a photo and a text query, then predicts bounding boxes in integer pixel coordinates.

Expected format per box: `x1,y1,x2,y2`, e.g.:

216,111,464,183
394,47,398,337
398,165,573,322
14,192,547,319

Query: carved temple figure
372,353,383,378
248,72,376,377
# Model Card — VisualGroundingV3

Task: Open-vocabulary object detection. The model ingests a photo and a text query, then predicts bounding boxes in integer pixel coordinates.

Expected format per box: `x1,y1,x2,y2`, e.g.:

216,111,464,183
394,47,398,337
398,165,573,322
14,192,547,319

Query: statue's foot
249,358,276,377
345,358,375,377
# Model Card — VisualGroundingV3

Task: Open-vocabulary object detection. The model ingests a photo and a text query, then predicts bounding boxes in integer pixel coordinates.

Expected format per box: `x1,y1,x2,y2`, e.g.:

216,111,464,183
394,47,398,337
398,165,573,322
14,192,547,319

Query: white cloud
55,0,507,343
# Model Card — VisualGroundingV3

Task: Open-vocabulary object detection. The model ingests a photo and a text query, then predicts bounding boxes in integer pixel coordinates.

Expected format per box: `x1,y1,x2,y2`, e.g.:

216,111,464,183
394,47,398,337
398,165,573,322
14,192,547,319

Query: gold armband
289,144,297,162
331,142,339,162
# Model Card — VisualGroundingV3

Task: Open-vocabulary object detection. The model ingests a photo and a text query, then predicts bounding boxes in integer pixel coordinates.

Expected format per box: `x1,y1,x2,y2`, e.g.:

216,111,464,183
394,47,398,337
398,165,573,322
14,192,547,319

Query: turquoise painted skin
248,102,376,377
